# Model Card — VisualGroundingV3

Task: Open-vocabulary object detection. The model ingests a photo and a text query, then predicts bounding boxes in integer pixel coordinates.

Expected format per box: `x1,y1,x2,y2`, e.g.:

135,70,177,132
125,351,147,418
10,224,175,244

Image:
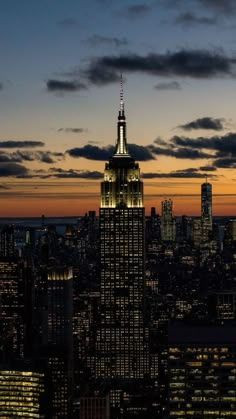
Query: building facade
168,322,236,418
47,266,73,418
201,181,212,242
161,199,175,242
96,78,148,379
0,368,45,418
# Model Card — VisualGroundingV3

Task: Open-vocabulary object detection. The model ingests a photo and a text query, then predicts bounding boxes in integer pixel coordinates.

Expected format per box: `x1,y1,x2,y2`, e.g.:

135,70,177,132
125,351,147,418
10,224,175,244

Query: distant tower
161,199,175,242
96,76,148,379
201,180,212,242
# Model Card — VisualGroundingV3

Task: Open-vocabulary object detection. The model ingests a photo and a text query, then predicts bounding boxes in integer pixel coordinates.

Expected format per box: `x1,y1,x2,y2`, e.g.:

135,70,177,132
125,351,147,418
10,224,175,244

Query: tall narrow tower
161,199,175,242
96,77,148,379
201,180,212,242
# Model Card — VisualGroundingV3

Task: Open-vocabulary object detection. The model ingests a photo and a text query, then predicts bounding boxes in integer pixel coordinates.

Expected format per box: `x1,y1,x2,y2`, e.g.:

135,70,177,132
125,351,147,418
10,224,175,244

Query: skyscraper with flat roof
161,199,175,242
96,77,148,379
201,180,212,242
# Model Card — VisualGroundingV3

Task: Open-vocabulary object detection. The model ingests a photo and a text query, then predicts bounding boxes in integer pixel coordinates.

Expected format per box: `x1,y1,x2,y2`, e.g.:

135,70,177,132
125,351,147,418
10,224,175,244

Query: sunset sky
1,0,236,216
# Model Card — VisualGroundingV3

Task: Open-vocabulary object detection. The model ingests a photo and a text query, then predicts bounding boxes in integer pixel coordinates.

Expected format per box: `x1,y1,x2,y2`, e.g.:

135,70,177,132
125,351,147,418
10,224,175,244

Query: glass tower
96,78,148,379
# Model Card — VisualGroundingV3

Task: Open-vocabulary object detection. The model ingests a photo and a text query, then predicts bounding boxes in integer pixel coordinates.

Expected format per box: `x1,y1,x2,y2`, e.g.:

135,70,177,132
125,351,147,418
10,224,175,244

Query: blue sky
1,0,236,215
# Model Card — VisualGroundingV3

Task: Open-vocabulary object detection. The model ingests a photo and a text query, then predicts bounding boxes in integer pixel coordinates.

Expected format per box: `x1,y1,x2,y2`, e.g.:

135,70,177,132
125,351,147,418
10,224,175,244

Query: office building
96,78,148,379
168,322,236,418
47,266,73,418
224,219,236,245
80,393,110,419
192,218,202,247
0,225,15,257
0,368,45,418
208,291,236,321
0,257,24,362
161,199,175,242
201,180,212,242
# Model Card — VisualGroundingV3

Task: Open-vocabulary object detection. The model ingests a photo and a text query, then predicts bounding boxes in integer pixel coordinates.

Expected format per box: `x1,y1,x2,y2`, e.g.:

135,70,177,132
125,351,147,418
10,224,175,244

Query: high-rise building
192,218,202,247
168,322,236,418
0,225,15,257
34,266,73,418
208,291,236,321
161,199,175,242
0,257,24,362
224,219,236,245
0,367,46,418
96,77,148,379
47,266,73,418
201,180,212,242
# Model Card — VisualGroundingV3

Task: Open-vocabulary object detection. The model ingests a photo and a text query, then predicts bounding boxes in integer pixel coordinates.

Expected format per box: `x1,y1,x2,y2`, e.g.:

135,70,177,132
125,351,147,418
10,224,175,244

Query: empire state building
96,78,148,379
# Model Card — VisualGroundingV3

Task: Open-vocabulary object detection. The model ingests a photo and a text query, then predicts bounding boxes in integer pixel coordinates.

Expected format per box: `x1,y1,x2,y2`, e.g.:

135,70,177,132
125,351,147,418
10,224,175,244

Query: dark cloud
55,170,103,179
0,150,64,164
0,83,3,90
127,144,154,160
47,168,103,179
82,61,120,85
67,143,154,161
172,133,236,155
57,17,79,26
85,35,128,48
213,157,236,168
58,128,87,133
0,141,44,148
142,169,217,178
84,50,235,85
67,141,214,162
0,153,21,163
154,81,182,90
67,144,114,160
199,0,236,15
161,0,236,15
122,4,152,19
179,117,224,131
0,163,28,177
40,153,54,164
148,144,212,159
175,12,217,26
46,79,87,92
199,165,217,171
153,137,169,146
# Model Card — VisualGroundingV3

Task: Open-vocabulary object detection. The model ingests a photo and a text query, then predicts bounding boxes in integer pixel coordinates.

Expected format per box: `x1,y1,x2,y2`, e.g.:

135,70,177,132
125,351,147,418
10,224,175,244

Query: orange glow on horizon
0,193,235,217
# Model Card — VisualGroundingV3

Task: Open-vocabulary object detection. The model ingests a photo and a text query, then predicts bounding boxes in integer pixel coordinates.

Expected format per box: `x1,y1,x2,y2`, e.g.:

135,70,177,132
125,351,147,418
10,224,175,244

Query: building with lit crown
96,78,149,379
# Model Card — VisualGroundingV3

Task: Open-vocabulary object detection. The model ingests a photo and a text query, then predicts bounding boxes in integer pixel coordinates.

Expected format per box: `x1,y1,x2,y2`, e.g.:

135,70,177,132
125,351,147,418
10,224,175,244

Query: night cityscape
1,0,236,417
1,79,236,418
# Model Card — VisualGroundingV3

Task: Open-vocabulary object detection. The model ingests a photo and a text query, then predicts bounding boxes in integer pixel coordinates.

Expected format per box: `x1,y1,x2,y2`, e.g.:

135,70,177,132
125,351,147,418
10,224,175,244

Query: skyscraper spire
120,73,124,115
115,74,129,155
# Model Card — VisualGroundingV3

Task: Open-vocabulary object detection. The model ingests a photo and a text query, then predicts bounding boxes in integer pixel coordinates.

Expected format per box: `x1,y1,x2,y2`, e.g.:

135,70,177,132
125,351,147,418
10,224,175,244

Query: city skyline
1,0,236,216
